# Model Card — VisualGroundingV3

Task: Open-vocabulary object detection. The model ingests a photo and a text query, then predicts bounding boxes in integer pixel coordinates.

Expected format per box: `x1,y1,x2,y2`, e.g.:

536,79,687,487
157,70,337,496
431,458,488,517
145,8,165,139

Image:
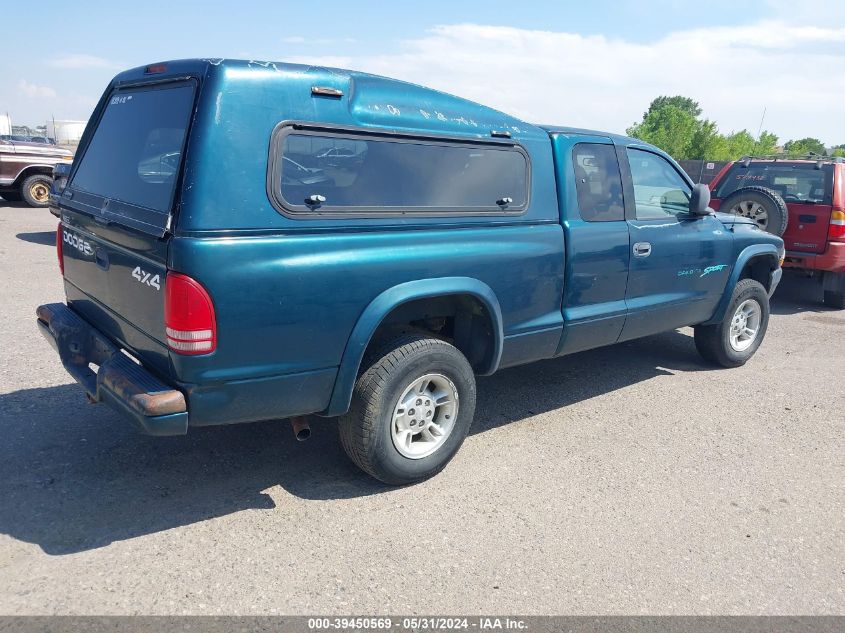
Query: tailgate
61,214,171,376
782,202,832,254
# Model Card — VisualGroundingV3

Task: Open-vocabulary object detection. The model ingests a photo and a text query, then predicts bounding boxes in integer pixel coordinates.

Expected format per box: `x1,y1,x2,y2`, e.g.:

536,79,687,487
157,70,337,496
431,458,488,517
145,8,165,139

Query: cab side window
572,143,625,222
627,148,692,220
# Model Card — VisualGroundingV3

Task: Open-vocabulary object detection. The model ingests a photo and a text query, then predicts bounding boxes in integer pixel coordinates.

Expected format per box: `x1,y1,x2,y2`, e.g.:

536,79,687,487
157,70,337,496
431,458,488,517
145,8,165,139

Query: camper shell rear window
268,123,530,217
67,80,196,236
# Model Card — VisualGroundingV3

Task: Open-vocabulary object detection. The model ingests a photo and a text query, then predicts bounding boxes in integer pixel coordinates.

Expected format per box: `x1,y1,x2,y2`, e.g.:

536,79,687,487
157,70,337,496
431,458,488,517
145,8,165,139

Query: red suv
709,156,845,308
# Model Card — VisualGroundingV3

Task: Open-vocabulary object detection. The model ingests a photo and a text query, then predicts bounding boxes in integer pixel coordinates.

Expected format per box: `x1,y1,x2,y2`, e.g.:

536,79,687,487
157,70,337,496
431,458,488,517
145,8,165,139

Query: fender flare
703,243,780,325
324,277,504,417
11,164,58,184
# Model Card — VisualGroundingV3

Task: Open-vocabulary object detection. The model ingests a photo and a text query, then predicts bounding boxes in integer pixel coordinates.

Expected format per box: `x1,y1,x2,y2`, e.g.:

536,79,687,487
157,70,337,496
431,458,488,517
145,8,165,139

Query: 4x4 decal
132,266,161,290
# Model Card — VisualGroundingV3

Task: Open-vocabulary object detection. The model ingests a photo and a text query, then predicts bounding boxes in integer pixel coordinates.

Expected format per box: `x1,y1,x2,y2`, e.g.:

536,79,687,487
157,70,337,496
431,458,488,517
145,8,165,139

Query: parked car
709,156,845,308
38,59,784,484
0,139,73,206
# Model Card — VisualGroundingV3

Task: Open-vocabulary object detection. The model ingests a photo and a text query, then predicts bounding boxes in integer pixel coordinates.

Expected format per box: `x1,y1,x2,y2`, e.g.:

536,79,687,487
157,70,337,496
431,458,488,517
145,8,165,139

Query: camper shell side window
267,123,531,218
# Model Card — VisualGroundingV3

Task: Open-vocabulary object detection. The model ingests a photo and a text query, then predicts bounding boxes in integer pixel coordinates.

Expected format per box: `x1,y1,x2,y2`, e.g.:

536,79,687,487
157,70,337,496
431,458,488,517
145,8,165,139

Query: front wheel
21,174,52,208
338,334,477,485
694,279,770,368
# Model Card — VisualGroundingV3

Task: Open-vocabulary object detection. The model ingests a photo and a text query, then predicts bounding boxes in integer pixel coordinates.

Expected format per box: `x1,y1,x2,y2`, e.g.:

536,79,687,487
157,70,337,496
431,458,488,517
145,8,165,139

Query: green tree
689,119,728,160
833,148,845,158
643,96,702,119
628,95,781,161
627,104,699,159
784,137,826,157
724,130,757,159
754,131,779,156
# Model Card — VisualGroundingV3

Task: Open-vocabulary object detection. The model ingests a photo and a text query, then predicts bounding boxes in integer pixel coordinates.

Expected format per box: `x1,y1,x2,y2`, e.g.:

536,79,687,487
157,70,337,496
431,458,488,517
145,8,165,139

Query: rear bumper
36,303,188,436
783,242,845,273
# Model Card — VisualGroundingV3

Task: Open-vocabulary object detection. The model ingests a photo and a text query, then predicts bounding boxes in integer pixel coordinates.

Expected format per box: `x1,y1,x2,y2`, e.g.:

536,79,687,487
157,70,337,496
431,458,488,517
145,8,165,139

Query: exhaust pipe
290,416,311,442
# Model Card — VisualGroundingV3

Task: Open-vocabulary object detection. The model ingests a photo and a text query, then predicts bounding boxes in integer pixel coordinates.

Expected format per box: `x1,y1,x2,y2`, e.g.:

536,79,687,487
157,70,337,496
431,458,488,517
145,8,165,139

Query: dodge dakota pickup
38,59,784,484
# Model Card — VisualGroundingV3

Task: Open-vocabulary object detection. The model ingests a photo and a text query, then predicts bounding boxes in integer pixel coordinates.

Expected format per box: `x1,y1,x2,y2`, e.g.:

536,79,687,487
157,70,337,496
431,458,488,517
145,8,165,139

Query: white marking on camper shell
435,111,447,121
248,60,280,72
386,104,400,115
419,109,431,119
215,92,222,125
203,58,224,66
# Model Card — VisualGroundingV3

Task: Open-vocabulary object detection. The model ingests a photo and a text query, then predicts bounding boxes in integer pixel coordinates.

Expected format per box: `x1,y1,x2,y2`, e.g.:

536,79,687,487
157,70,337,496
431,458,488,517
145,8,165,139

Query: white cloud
18,80,56,99
282,20,845,144
47,54,117,69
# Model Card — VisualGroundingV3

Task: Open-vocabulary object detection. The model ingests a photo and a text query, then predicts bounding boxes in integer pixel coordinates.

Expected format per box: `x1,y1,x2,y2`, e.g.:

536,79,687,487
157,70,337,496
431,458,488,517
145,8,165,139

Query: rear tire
721,186,788,236
694,279,770,368
823,290,845,310
21,174,52,208
338,334,477,485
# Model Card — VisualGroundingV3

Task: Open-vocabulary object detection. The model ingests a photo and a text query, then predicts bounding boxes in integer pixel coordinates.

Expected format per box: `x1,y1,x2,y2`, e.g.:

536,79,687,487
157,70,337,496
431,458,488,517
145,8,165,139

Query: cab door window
572,143,625,221
627,148,692,219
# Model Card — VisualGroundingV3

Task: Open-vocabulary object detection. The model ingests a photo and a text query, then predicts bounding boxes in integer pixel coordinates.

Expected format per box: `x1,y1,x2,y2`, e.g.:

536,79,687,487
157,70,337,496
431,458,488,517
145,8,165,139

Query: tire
721,186,788,237
0,190,22,202
823,290,845,310
21,174,52,208
338,334,477,485
694,279,770,368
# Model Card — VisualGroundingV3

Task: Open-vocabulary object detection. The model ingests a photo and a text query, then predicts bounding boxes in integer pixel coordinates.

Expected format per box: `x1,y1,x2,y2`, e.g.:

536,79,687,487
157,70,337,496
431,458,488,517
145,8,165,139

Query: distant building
46,120,87,145
0,114,10,136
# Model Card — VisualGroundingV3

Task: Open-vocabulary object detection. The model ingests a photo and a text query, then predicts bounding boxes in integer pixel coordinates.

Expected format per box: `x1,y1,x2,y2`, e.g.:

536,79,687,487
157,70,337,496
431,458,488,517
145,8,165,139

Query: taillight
56,222,64,275
829,209,845,241
164,272,216,355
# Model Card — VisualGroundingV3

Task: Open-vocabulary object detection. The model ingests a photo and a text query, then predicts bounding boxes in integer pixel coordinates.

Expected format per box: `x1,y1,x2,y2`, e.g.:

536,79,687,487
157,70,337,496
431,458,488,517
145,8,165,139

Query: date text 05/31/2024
307,617,528,630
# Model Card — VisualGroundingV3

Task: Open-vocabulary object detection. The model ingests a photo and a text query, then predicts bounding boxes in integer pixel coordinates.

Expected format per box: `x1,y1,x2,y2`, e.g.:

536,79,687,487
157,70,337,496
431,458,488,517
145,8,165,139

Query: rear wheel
338,334,476,485
694,279,770,368
21,174,52,208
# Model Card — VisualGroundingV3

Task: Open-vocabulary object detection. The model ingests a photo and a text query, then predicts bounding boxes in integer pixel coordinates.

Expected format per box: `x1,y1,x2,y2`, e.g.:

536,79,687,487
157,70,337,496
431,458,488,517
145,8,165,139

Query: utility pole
756,107,767,140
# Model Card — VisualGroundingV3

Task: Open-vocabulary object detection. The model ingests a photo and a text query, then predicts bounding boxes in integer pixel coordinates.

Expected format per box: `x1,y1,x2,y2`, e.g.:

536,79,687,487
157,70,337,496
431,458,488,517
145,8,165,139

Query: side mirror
689,183,712,216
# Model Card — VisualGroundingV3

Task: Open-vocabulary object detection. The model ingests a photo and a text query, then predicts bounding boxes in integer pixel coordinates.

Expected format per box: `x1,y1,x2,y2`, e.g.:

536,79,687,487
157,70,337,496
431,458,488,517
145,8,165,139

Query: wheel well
13,166,53,187
369,295,495,373
739,255,777,292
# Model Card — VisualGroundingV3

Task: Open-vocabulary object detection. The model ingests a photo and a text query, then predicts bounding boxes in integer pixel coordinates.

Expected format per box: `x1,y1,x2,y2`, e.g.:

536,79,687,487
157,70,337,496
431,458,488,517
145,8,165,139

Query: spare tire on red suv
720,186,789,236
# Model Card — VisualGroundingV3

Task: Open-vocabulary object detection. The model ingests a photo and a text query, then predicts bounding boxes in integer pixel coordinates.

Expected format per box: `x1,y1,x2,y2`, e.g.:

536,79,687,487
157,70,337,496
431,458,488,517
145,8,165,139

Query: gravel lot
0,203,842,615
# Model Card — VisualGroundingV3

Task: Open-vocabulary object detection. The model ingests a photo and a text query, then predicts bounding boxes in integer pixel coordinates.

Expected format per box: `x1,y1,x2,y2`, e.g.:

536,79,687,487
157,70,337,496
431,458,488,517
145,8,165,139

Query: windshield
71,83,195,218
716,163,833,204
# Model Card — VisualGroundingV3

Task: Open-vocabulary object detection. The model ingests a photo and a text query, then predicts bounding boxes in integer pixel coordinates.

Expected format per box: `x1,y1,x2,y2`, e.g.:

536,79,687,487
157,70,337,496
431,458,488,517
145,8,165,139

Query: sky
2,0,844,145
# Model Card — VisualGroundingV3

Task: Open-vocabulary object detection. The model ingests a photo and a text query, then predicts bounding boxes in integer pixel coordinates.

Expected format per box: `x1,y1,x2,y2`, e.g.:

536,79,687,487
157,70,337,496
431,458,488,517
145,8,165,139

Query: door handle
633,242,652,257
